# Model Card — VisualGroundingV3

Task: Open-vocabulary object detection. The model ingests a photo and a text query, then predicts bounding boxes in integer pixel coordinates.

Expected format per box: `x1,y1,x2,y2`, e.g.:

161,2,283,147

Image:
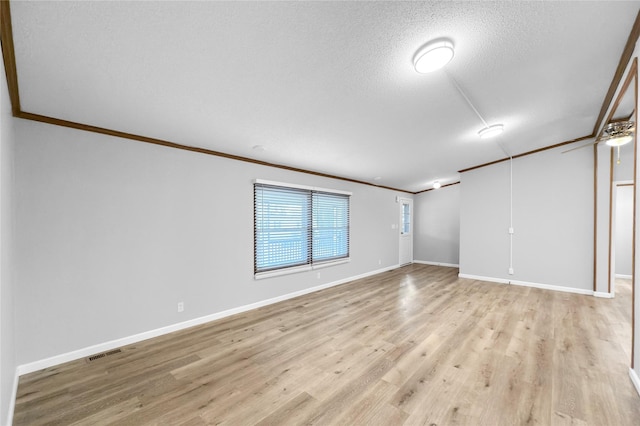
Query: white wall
613,143,634,279
636,143,640,386
615,185,633,278
636,101,640,389
14,118,406,366
614,142,634,182
0,57,17,424
414,184,460,266
460,144,593,291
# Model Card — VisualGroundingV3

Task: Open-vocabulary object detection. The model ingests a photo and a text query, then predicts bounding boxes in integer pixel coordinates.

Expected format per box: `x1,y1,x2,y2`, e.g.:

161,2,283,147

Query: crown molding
458,134,593,174
414,181,460,194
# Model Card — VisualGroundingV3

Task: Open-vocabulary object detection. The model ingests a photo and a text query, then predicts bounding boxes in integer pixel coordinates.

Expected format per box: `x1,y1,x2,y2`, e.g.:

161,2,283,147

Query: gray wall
414,184,460,265
614,142,634,279
615,185,633,277
0,57,17,424
460,144,593,290
14,118,406,366
460,161,510,279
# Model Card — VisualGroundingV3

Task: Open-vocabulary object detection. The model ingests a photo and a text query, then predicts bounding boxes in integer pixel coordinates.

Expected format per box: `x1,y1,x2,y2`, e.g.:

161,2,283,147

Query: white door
399,198,413,265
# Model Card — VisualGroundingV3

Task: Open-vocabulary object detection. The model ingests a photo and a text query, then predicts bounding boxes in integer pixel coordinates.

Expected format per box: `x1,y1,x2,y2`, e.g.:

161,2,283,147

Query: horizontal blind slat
254,184,349,274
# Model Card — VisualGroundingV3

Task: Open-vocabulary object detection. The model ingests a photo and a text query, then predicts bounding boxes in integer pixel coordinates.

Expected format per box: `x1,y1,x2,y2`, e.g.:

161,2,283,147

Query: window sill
254,258,350,280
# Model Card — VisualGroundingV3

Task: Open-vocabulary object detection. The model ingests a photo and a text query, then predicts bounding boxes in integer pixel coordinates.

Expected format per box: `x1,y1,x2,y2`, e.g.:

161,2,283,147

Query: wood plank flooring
13,265,640,425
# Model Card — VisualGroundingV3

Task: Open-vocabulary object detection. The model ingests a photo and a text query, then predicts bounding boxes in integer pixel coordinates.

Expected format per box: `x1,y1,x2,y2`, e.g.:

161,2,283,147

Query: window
401,202,411,234
254,180,350,277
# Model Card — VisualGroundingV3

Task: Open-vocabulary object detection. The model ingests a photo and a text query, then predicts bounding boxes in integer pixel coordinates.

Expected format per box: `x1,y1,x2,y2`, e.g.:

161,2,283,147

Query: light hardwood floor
14,265,640,425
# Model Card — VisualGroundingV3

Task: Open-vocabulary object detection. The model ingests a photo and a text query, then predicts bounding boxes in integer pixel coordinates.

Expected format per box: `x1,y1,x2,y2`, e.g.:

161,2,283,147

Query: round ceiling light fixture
413,39,454,73
433,180,441,189
478,124,504,139
600,121,635,146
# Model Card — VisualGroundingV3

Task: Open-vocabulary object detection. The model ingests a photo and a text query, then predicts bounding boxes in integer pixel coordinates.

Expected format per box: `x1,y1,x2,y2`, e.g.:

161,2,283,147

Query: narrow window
401,202,411,234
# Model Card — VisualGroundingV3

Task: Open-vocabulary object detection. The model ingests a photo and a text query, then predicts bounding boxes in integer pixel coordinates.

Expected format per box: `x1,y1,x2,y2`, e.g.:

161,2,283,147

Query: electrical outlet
317,272,321,279
378,259,382,265
508,268,514,275
177,302,184,312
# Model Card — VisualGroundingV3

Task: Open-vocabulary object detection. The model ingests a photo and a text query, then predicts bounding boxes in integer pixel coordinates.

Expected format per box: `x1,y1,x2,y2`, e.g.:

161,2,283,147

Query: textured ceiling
8,1,640,192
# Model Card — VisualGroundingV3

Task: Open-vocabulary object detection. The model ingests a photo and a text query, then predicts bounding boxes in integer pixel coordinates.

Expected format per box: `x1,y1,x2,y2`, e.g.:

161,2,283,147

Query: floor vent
88,348,122,362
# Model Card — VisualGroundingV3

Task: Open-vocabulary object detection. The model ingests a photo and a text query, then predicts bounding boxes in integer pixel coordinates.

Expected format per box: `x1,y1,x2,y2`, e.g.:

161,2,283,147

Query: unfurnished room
1,1,640,425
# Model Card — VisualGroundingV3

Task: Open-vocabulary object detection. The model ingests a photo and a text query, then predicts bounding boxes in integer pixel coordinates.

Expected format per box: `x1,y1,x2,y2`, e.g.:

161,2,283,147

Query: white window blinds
312,191,350,262
254,182,350,275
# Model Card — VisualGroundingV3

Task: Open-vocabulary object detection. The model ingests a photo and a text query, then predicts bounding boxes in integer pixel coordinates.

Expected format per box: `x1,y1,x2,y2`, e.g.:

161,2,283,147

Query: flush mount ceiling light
413,39,454,73
600,121,635,146
433,181,441,189
478,124,505,139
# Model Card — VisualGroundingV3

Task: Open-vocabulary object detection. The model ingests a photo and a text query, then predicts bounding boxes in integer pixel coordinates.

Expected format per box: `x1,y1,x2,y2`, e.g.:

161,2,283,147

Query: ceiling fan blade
561,140,597,154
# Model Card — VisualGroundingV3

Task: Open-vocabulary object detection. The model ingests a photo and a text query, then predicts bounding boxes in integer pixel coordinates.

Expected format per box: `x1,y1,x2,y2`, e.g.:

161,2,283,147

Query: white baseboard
458,273,509,284
16,264,400,376
413,260,459,268
458,274,593,296
630,368,640,398
509,279,593,296
594,291,614,298
616,274,633,280
7,370,18,426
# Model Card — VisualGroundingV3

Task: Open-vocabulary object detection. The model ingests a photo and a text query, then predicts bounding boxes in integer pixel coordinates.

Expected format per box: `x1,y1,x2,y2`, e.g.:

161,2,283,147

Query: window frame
253,179,351,279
